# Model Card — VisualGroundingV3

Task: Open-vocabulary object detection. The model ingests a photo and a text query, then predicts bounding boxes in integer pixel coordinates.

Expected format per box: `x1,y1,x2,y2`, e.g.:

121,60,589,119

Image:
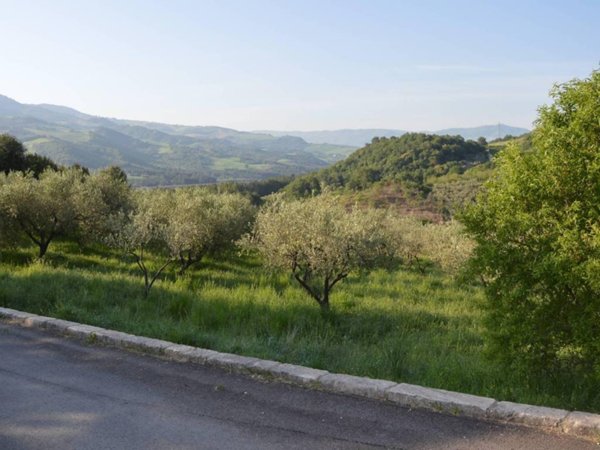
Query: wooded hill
284,132,530,219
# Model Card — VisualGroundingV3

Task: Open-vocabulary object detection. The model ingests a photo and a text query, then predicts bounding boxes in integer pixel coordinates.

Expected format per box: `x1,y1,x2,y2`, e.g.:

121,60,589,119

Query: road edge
2,306,599,442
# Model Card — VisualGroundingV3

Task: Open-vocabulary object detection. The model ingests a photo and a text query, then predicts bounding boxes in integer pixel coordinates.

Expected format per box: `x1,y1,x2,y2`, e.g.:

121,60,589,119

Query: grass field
0,240,597,412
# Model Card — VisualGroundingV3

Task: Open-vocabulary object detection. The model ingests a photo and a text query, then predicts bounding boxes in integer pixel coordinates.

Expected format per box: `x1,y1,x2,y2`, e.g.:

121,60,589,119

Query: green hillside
285,132,532,219
0,95,353,186
286,133,489,194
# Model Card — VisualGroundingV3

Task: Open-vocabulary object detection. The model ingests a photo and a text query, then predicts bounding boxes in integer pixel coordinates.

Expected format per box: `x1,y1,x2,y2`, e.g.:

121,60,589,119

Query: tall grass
0,241,597,412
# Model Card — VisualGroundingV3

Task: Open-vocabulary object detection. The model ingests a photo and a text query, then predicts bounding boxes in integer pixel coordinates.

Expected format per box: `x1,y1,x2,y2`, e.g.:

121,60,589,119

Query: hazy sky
1,0,598,130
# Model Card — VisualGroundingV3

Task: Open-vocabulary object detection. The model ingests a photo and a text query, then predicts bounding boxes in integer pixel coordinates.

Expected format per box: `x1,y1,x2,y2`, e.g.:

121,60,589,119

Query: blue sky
0,0,598,130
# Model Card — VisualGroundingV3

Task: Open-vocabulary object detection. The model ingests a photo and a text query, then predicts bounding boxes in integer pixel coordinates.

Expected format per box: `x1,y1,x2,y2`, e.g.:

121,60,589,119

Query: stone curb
1,306,599,442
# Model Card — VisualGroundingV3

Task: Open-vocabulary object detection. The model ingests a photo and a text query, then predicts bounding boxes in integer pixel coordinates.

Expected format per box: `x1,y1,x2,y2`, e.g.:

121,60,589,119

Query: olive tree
0,175,20,248
385,215,474,274
0,168,84,258
421,221,474,274
461,69,600,380
75,166,133,242
241,194,391,312
105,189,173,297
383,215,427,271
166,189,254,275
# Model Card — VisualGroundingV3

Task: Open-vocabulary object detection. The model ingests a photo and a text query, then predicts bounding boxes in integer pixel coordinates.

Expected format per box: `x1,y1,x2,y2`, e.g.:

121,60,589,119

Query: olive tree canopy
241,194,391,311
0,168,83,257
166,189,254,274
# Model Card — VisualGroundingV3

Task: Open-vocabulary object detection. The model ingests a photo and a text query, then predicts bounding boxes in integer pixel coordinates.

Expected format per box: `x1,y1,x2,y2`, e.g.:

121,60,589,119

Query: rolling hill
0,95,354,186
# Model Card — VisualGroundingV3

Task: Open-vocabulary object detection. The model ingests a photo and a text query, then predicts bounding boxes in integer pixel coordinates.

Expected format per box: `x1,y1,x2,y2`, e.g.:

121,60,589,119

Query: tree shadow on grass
0,266,478,365
2,265,595,414
0,247,39,267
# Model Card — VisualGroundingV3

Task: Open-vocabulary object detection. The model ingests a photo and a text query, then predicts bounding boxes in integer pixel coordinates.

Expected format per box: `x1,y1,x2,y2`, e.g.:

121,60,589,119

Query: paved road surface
0,322,595,449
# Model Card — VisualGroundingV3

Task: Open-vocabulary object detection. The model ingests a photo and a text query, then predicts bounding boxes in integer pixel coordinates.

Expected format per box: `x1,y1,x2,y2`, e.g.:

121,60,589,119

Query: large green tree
0,134,27,174
461,69,600,382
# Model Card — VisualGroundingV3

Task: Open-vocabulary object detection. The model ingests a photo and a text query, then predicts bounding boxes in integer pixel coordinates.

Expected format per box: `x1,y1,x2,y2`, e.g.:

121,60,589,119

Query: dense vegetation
202,175,294,205
284,132,535,219
463,69,600,396
1,69,599,414
284,133,496,219
286,133,490,196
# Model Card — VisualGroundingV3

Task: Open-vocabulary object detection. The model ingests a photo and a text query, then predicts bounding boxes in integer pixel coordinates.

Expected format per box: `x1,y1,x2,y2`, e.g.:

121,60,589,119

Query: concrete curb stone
203,352,263,373
386,383,496,418
561,412,600,439
246,359,282,376
487,401,569,428
0,307,36,320
66,324,107,340
22,315,53,328
2,306,600,443
163,344,200,363
319,373,396,400
268,363,329,386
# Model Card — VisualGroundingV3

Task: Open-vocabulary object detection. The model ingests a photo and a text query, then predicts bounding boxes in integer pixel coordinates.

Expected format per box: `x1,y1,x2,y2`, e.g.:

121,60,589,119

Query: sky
0,0,598,131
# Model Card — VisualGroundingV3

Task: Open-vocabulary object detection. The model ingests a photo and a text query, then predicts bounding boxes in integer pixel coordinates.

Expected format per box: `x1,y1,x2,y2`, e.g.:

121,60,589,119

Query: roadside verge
1,306,599,443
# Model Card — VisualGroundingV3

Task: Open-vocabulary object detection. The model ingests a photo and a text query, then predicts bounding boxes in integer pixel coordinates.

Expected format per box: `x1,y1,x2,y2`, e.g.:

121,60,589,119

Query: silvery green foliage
0,166,133,257
106,187,254,295
166,189,255,274
105,188,173,296
0,168,85,257
75,167,134,242
421,220,474,274
385,215,474,274
105,189,171,254
241,194,391,310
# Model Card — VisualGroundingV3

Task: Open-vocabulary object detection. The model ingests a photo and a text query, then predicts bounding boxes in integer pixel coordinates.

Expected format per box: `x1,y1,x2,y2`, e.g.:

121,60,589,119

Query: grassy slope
1,241,596,412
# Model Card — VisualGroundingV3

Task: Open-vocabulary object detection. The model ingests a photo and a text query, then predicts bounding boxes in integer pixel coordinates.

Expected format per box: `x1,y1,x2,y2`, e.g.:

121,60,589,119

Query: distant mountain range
258,124,530,148
0,95,353,186
0,94,529,186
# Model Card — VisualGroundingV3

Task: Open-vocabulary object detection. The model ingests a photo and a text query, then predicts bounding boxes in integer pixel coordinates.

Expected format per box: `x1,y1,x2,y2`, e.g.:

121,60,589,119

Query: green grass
0,241,597,412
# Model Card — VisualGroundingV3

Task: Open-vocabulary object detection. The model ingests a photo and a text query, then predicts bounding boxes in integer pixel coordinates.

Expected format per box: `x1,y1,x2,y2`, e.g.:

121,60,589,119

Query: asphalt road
0,322,595,450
